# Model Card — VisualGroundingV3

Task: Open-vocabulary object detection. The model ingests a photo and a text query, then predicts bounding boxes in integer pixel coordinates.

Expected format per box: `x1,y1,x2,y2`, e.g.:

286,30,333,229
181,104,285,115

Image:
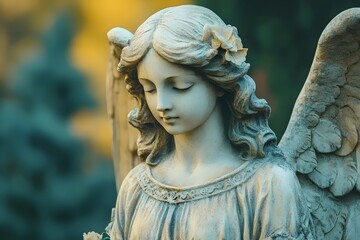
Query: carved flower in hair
202,24,248,66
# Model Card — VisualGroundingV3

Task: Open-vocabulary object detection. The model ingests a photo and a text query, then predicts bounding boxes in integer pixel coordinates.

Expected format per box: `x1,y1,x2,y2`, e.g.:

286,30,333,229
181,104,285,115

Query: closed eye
144,88,156,93
173,85,193,91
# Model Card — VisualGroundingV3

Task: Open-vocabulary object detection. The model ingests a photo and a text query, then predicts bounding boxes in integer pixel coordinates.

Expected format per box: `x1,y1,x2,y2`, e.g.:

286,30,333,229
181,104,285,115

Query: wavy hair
119,5,277,165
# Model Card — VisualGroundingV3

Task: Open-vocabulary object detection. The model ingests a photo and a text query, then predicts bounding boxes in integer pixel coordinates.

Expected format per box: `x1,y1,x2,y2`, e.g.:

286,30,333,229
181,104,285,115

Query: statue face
137,48,220,135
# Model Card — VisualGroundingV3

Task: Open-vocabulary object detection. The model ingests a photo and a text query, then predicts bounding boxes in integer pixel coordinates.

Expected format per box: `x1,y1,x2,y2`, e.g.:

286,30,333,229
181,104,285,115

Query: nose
156,90,172,112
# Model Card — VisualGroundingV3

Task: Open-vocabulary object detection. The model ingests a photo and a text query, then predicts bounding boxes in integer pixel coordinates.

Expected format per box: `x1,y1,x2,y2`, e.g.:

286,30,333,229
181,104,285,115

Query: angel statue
84,4,360,240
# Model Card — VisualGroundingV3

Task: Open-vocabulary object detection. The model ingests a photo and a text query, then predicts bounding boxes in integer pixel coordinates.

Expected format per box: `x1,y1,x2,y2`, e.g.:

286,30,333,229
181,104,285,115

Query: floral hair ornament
202,24,248,66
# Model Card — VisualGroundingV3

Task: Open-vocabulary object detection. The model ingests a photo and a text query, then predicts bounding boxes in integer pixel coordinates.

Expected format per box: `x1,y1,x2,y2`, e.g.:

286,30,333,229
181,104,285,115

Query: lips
160,116,178,123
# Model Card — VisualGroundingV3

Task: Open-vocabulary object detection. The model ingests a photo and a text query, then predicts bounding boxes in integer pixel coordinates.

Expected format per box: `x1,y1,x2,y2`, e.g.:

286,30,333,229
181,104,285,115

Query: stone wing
106,28,139,190
278,8,360,239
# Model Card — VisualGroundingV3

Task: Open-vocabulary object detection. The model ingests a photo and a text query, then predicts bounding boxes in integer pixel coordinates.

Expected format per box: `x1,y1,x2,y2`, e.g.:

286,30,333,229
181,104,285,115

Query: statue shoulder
253,148,298,188
119,162,146,193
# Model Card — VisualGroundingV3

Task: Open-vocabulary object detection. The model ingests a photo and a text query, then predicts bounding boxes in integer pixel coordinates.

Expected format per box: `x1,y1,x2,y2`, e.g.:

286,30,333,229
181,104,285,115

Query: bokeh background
0,0,358,239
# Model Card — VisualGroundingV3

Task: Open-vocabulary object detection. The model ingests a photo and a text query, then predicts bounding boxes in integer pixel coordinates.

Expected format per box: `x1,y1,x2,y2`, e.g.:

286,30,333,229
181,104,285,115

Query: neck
171,103,234,171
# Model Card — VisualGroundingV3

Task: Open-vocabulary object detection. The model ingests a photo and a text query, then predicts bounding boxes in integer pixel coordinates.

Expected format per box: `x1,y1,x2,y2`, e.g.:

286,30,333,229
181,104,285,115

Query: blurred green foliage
197,0,358,138
0,11,116,240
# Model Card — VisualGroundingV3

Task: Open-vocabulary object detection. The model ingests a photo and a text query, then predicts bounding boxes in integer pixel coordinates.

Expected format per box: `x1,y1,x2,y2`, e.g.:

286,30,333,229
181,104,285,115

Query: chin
164,129,184,135
162,126,187,135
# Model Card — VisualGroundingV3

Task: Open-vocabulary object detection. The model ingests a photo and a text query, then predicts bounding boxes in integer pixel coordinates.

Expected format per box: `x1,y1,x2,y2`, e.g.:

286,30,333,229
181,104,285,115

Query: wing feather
312,119,341,153
329,155,358,196
296,147,317,174
336,107,358,156
307,154,337,188
299,176,348,238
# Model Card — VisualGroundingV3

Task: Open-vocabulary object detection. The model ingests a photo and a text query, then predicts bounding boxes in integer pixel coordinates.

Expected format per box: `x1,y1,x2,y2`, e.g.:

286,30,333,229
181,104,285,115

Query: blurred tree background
197,0,359,138
0,6,116,240
0,0,359,239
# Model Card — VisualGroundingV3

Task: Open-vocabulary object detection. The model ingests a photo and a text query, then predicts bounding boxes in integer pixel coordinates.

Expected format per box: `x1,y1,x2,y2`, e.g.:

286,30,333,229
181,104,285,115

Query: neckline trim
146,161,252,191
137,158,268,204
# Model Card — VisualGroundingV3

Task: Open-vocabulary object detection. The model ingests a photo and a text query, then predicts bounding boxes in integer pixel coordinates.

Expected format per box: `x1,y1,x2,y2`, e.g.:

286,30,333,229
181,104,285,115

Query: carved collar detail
136,159,268,204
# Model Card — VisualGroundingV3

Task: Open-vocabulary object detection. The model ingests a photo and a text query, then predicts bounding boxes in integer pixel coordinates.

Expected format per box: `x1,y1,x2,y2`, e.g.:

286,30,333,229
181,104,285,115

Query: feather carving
279,8,360,239
280,7,360,196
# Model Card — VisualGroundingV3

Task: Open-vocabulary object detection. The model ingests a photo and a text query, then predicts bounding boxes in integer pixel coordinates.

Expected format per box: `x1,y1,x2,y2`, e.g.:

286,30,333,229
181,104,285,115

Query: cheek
195,85,218,109
180,89,218,120
145,95,159,118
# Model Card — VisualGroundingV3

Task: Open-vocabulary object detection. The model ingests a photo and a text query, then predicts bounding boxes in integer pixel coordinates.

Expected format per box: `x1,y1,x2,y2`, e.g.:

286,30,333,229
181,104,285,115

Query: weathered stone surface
279,7,360,239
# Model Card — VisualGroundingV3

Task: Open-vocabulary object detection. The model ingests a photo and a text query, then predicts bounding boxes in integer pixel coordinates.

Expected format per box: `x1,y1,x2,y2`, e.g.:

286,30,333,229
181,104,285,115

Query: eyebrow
139,71,200,81
138,76,180,83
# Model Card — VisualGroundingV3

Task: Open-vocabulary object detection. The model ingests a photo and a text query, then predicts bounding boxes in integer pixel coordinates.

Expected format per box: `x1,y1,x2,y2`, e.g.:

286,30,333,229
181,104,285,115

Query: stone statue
89,4,360,240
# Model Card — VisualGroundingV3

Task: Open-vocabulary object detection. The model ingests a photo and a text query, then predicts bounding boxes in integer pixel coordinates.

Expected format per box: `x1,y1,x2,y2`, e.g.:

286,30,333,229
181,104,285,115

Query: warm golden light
70,0,192,157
